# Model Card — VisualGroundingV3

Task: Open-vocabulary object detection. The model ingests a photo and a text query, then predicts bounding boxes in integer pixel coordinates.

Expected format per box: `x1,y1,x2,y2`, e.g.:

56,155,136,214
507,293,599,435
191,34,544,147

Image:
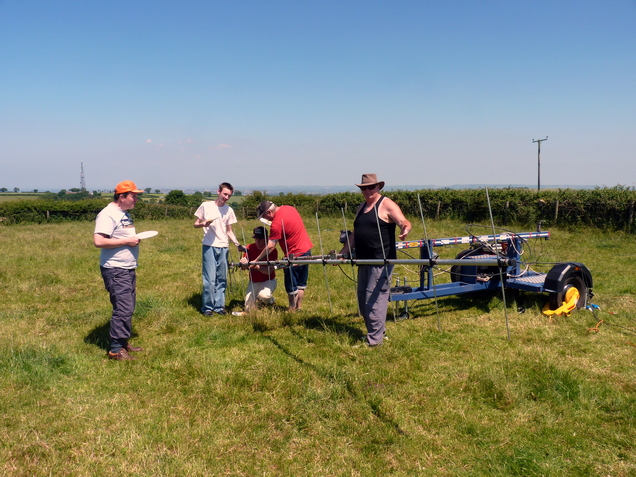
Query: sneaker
108,349,135,361
215,309,228,315
364,337,383,347
232,311,246,316
202,310,213,316
125,343,144,353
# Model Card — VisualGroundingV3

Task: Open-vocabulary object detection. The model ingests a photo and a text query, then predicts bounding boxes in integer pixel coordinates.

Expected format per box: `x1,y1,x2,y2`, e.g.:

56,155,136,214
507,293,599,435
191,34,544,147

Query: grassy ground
1,217,636,476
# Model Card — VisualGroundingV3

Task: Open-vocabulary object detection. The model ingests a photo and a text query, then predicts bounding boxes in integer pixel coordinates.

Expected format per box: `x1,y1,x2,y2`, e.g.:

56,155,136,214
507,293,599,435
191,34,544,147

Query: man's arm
93,233,140,249
382,198,412,240
254,239,278,262
339,203,362,256
339,232,355,256
226,224,243,248
194,217,212,228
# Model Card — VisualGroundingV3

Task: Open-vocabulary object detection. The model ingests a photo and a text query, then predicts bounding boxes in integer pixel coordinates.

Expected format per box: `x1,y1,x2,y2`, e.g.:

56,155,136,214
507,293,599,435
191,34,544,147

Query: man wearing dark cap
255,201,312,311
93,180,145,360
239,226,278,312
340,173,411,347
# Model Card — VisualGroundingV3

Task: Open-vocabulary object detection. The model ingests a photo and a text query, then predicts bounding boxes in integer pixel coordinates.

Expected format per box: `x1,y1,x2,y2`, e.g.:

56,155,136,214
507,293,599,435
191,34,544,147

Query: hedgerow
0,198,193,225
240,186,636,232
2,186,635,232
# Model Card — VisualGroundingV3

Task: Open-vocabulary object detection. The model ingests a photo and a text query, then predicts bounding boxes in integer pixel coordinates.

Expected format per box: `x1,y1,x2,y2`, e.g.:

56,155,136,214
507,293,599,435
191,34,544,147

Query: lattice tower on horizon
80,162,86,191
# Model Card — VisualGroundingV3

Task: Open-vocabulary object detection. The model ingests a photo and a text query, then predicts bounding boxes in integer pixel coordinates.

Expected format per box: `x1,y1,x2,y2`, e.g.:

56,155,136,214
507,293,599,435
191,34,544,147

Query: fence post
628,201,634,230
554,200,559,223
436,201,441,219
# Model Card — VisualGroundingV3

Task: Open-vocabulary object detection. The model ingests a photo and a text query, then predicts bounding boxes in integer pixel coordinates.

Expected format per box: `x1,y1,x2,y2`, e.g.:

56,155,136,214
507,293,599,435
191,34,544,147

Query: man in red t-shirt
239,226,278,312
255,201,313,311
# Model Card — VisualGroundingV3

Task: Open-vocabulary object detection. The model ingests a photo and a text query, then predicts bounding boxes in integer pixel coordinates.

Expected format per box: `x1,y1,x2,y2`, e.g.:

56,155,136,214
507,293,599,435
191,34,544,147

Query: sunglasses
359,184,377,191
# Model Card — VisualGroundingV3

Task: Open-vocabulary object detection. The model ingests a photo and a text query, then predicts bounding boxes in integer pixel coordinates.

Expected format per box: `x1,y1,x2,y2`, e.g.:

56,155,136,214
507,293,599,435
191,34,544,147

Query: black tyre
450,247,498,283
548,275,587,311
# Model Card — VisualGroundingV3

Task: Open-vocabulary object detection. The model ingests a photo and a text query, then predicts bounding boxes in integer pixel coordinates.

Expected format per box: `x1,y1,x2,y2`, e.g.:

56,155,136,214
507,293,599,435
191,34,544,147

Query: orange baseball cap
115,180,143,194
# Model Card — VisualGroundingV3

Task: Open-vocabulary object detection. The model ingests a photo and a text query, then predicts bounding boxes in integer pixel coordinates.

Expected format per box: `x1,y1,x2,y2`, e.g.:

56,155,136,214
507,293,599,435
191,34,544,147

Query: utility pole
532,137,548,191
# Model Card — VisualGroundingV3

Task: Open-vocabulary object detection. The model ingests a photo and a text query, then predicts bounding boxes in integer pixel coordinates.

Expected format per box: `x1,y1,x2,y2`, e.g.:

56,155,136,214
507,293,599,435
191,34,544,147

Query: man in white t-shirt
94,180,144,361
194,182,245,315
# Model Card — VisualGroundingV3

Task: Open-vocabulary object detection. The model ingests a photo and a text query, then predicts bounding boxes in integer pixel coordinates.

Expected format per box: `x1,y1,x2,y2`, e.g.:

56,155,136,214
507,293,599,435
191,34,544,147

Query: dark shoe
203,310,213,316
108,349,135,361
125,343,144,353
215,309,228,315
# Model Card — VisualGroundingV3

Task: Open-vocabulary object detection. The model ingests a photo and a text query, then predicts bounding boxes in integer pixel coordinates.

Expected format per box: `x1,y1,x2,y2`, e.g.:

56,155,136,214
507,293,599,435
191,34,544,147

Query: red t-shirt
245,243,277,282
268,205,313,257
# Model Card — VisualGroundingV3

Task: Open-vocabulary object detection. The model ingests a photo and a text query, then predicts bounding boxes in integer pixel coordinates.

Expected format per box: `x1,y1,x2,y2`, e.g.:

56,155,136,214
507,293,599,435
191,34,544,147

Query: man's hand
398,224,410,241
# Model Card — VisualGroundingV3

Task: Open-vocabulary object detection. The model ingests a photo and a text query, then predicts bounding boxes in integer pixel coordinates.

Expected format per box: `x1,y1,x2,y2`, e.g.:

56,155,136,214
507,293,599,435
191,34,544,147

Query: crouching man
239,226,278,312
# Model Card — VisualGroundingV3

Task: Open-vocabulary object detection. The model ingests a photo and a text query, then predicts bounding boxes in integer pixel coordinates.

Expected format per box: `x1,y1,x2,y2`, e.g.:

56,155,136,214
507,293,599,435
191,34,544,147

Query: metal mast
532,137,548,191
80,162,86,191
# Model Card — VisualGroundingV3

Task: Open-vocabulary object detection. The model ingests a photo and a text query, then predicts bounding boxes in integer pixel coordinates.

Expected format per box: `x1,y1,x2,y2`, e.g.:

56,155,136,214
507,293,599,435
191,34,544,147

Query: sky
1,0,635,192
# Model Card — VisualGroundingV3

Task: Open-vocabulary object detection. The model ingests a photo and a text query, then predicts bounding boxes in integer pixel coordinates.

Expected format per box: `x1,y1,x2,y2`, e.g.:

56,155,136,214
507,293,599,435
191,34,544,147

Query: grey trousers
101,267,136,353
357,265,393,345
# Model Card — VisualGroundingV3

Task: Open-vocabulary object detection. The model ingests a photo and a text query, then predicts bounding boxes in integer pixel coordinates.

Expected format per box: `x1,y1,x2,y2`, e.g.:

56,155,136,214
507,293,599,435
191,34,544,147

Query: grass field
0,193,42,202
2,216,636,476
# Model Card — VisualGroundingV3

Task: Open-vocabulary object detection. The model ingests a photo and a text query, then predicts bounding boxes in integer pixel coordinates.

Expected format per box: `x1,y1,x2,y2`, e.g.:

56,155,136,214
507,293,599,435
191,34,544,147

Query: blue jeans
201,245,228,313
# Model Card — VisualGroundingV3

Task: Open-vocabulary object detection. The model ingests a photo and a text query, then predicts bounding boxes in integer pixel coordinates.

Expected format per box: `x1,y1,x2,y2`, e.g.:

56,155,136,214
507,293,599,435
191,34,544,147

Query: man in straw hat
341,173,411,347
94,180,145,360
255,200,312,311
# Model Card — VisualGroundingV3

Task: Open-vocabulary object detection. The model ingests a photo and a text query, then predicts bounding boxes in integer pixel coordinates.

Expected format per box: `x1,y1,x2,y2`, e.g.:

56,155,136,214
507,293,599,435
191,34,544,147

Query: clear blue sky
1,0,635,192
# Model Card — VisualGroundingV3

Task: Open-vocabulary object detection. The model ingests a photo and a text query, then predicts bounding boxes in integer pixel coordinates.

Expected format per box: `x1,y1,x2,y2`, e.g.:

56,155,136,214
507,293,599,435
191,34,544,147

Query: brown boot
108,349,135,360
125,343,144,353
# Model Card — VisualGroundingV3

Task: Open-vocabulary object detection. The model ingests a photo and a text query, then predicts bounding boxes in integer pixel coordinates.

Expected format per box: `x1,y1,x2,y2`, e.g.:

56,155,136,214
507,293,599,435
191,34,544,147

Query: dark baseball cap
252,226,268,239
256,200,274,219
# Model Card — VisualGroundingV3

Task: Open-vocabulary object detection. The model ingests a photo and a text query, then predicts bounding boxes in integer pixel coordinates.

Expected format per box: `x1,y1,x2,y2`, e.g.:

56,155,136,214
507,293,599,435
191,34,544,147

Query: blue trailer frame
390,231,593,314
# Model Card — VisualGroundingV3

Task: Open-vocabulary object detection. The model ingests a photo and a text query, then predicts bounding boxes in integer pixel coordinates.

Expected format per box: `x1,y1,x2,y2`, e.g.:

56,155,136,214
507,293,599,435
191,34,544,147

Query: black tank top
353,196,397,260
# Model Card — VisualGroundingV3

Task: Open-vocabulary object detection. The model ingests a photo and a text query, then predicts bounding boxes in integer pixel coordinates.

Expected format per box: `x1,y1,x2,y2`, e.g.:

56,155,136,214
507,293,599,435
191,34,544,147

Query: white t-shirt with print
94,202,139,269
194,201,237,247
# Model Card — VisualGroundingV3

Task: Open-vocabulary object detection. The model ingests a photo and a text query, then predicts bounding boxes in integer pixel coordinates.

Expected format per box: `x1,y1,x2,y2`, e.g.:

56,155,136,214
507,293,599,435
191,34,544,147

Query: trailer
230,228,593,318
390,230,593,317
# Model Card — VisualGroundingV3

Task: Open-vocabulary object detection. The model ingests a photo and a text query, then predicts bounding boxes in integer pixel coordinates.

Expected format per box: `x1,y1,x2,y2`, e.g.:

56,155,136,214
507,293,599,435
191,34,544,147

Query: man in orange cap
93,180,145,360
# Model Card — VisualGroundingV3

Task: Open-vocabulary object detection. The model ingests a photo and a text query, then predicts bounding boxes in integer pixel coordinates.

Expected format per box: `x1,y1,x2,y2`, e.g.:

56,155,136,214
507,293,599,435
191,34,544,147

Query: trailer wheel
450,247,498,283
548,275,587,311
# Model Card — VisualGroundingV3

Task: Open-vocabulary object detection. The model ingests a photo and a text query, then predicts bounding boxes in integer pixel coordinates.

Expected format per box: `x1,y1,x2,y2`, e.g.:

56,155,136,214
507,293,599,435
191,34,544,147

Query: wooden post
554,200,559,223
436,201,441,219
628,201,635,229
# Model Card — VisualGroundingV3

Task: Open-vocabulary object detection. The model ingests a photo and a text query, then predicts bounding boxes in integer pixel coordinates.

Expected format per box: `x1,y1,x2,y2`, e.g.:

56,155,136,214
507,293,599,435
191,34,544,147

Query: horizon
3,183,610,195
